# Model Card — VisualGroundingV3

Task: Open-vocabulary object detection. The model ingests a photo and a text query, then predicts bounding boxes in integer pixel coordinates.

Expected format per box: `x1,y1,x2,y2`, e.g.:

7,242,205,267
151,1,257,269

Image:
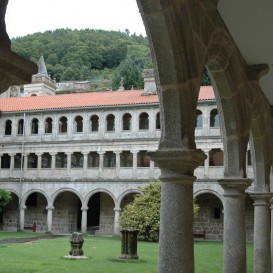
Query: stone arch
249,92,273,191
84,188,115,206
50,188,82,207
51,188,82,233
193,191,224,240
193,189,224,204
1,191,19,231
22,189,49,206
23,189,49,232
116,189,142,209
84,188,116,235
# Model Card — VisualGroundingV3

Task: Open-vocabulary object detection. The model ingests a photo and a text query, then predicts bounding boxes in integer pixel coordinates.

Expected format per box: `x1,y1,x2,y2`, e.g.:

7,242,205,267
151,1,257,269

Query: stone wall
194,193,224,240
97,193,115,234
2,193,18,231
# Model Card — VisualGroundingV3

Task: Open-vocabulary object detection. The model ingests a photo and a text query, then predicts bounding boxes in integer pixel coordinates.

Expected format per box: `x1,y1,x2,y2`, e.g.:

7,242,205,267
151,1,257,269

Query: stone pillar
46,206,54,233
148,149,206,273
203,149,209,178
98,152,104,177
50,152,56,173
149,160,154,178
250,193,272,273
218,179,251,273
81,206,88,234
23,153,28,173
9,153,15,176
83,152,88,175
37,153,42,177
115,151,121,178
66,152,71,177
114,207,121,235
19,206,26,231
132,151,138,179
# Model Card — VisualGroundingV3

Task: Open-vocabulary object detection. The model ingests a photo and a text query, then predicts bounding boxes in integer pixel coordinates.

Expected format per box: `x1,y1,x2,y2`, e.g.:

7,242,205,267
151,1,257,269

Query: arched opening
120,151,133,167
25,192,47,232
44,117,53,134
196,110,203,128
31,118,39,134
53,191,82,233
139,112,149,130
27,153,38,168
210,109,220,127
104,151,116,167
55,152,67,168
1,192,18,231
106,114,115,131
1,154,11,169
194,192,223,240
59,116,68,133
209,149,223,166
14,153,23,169
87,192,115,235
74,115,83,133
17,119,24,135
87,152,99,167
90,115,99,132
120,192,138,210
5,119,12,135
71,152,83,168
41,153,52,168
137,150,150,167
122,113,132,130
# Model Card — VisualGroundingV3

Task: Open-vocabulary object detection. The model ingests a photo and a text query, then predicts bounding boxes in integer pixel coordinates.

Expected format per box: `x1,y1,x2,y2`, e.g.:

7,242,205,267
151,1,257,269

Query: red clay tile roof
0,86,215,112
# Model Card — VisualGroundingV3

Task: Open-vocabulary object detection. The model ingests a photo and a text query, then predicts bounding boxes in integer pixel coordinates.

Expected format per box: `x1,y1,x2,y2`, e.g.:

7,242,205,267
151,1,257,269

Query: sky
5,0,147,38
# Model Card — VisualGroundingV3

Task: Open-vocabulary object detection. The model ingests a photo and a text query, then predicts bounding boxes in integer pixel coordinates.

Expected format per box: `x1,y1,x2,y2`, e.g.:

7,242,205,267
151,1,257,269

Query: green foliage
201,67,212,86
11,28,153,86
119,182,200,242
0,189,11,212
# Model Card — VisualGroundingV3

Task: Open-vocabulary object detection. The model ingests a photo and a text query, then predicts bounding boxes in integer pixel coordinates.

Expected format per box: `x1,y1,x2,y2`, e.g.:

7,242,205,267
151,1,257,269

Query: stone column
81,206,88,234
250,193,272,273
148,149,206,273
115,151,121,178
37,153,42,177
46,206,54,233
218,179,251,273
66,152,71,177
149,160,154,178
83,152,88,176
19,205,26,231
50,152,56,174
203,149,209,178
132,151,138,179
114,207,121,235
23,153,28,173
9,153,15,176
98,152,104,177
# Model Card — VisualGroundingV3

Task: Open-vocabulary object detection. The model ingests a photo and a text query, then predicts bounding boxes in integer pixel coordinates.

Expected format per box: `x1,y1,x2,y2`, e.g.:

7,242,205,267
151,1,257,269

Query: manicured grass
0,233,253,273
0,231,47,240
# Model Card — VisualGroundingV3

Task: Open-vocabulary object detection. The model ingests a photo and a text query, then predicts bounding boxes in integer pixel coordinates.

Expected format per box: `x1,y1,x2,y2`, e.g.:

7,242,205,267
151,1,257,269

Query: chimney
142,69,157,95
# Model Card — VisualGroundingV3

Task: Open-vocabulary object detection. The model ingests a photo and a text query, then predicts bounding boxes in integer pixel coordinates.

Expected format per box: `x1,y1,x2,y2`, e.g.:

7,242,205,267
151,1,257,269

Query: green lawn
0,231,47,240
0,233,253,273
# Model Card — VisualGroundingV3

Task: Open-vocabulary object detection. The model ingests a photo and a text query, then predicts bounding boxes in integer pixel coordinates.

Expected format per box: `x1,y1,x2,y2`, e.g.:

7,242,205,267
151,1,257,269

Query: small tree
119,182,199,242
0,189,11,213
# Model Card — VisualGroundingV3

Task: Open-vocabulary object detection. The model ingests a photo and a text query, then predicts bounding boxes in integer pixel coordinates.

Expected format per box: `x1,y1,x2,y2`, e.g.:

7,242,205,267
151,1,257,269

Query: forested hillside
11,28,152,90
11,28,211,91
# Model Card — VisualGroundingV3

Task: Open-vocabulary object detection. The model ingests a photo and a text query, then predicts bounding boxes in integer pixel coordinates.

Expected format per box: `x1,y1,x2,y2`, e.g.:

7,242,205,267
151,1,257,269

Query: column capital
50,152,57,156
218,178,251,197
81,206,89,211
114,206,121,212
249,192,273,207
46,206,54,210
65,152,72,156
148,149,206,183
